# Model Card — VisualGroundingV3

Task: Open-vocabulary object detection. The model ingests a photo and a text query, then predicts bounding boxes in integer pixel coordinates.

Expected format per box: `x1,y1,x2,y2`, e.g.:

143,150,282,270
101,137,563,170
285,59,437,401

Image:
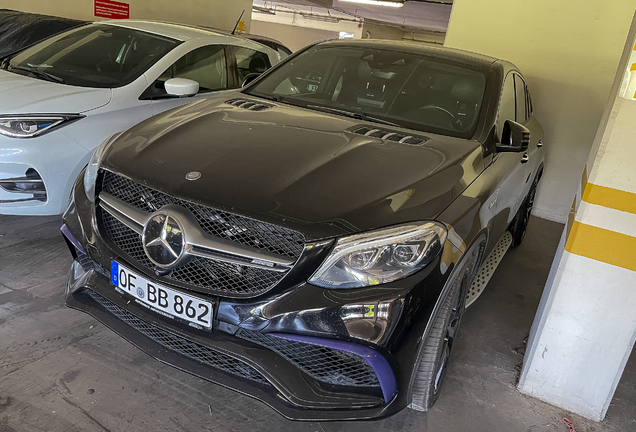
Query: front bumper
0,130,90,215
62,174,456,420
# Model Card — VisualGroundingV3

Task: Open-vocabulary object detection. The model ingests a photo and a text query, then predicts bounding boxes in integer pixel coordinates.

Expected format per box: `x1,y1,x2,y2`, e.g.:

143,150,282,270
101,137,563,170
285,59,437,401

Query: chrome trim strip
98,192,294,270
99,193,146,235
188,246,287,272
398,136,414,144
0,176,46,195
0,197,41,203
0,177,43,183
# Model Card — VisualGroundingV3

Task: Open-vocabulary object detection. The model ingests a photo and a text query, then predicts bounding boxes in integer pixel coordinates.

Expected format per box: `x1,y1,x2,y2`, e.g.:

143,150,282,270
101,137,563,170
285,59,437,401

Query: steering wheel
96,54,114,72
418,105,463,130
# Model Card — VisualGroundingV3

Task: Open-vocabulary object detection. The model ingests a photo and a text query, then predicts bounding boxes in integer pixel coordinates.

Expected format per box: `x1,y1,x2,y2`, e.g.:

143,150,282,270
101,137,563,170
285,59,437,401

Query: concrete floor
0,215,634,432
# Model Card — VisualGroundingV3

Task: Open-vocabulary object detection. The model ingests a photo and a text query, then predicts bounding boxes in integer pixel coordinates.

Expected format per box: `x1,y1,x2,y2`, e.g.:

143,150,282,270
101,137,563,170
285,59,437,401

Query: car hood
0,69,111,114
101,94,483,240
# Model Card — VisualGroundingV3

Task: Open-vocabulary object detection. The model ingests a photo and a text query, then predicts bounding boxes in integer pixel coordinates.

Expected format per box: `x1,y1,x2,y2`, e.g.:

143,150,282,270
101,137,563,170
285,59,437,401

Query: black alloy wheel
409,272,468,411
510,176,539,248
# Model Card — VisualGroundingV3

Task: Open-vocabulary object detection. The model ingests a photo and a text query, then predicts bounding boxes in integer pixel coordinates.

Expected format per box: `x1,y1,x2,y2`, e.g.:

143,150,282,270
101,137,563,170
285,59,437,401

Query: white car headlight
84,132,122,202
0,115,82,138
309,222,448,289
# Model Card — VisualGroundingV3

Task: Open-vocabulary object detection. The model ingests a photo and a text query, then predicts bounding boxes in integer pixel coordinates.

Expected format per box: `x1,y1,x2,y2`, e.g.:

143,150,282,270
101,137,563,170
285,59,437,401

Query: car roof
97,19,243,43
314,39,498,69
242,34,291,52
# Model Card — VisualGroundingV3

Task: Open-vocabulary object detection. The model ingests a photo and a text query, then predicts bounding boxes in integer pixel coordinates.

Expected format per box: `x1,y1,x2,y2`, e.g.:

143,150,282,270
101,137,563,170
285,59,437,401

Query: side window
234,47,271,82
159,45,227,93
514,74,527,122
497,74,516,141
278,47,292,60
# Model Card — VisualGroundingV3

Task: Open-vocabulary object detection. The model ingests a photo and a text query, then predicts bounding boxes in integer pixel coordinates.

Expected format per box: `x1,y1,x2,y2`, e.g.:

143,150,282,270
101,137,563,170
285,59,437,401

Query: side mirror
241,73,261,88
165,78,199,97
496,120,530,153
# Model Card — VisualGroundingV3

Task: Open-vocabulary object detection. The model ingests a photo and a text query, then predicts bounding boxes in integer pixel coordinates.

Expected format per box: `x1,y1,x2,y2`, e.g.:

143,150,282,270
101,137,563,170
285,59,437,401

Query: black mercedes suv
61,39,544,420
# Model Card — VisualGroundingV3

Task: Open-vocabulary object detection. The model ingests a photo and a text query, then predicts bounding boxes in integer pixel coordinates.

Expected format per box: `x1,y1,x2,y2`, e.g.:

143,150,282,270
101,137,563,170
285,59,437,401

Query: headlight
84,132,122,202
0,115,82,138
309,222,447,289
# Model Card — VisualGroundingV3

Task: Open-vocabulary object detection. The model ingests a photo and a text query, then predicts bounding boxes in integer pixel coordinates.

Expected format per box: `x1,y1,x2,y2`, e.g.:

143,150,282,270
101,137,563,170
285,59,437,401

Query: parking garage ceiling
256,0,452,32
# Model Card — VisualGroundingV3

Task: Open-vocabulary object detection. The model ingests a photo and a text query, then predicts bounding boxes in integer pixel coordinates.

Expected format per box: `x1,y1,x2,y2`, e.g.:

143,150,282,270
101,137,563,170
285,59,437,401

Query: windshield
4,24,180,88
246,46,487,138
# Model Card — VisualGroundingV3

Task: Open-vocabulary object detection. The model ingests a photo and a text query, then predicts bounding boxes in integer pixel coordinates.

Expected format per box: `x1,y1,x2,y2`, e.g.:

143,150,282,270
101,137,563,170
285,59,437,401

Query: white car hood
0,70,112,114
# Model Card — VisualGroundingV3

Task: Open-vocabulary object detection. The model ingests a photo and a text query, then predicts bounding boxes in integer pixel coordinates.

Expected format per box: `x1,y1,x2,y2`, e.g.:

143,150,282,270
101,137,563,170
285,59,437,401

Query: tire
509,176,539,248
408,268,469,411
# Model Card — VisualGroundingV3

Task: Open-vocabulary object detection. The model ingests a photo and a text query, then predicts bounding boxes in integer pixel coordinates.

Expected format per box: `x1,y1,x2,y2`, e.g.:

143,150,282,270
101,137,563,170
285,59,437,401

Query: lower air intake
87,290,270,385
236,328,380,388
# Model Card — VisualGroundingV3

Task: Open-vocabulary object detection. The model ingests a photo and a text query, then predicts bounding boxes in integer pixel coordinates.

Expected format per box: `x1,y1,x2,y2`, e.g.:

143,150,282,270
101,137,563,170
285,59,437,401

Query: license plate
110,261,213,330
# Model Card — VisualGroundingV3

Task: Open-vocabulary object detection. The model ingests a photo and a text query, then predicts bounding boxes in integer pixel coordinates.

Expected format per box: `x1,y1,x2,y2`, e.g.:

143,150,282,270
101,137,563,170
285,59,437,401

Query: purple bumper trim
271,333,397,404
60,224,86,255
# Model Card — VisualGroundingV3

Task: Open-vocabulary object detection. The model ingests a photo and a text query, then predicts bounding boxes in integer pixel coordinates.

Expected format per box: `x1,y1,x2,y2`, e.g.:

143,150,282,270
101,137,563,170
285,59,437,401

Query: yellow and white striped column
518,45,636,422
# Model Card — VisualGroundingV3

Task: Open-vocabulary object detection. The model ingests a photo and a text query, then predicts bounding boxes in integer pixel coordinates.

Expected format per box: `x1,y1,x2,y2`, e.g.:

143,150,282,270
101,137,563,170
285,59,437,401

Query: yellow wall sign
235,21,248,34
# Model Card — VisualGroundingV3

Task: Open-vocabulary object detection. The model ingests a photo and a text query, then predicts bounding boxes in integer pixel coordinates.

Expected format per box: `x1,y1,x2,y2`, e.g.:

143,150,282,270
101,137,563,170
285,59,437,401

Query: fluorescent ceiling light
252,6,276,15
300,13,340,23
339,0,404,7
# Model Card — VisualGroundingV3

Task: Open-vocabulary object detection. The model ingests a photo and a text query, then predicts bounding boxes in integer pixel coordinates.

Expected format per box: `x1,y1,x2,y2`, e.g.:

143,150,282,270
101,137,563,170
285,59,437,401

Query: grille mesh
76,253,109,278
102,212,283,296
86,289,270,385
236,329,380,388
99,171,305,297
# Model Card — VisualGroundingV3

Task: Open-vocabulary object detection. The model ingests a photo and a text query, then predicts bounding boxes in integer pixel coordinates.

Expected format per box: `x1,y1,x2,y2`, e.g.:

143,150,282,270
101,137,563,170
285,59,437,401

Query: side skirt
465,231,513,308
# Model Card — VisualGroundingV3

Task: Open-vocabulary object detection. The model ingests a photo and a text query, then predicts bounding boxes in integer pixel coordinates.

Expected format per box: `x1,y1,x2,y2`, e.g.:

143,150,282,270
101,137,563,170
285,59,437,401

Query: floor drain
465,231,513,308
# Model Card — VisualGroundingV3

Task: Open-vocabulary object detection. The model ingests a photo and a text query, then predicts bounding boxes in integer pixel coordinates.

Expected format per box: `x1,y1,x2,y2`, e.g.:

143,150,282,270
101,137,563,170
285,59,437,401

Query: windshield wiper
305,105,401,127
8,65,64,84
249,92,311,109
249,92,280,102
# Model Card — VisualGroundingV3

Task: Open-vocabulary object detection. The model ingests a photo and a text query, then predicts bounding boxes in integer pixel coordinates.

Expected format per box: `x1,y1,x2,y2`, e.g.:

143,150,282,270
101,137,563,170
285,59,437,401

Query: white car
0,20,279,215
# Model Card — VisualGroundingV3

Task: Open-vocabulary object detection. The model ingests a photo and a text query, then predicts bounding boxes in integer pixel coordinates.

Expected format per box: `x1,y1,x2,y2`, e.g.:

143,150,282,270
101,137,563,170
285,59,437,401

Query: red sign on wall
94,0,130,19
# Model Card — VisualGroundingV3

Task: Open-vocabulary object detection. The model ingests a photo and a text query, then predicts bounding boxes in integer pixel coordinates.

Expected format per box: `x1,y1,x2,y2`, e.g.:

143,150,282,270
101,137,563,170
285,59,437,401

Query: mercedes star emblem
142,211,187,268
185,171,201,181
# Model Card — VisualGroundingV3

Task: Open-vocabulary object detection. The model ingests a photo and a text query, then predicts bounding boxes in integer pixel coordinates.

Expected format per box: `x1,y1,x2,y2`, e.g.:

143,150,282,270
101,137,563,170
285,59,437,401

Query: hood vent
353,126,426,146
225,98,272,112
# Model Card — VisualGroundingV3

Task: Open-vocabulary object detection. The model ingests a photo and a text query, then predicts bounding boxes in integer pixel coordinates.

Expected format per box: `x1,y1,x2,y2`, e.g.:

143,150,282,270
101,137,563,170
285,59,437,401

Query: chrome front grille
101,171,304,259
98,171,305,297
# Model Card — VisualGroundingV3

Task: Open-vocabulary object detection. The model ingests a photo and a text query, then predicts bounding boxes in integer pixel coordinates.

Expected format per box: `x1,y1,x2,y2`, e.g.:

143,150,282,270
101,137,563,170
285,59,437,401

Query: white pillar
518,17,636,419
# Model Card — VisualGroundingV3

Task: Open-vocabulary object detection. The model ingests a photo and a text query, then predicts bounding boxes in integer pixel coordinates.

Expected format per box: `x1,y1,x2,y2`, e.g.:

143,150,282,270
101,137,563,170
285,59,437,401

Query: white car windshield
3,24,180,88
246,46,488,139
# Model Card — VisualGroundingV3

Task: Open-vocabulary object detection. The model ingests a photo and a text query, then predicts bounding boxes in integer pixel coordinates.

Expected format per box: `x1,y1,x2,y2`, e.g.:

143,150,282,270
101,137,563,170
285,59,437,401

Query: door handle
520,153,529,164
537,140,543,148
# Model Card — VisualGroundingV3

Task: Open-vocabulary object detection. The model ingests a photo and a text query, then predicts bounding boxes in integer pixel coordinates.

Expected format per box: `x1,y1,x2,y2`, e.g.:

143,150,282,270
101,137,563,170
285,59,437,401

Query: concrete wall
2,0,252,32
362,21,405,41
250,20,337,52
362,21,444,45
444,0,636,223
251,8,363,47
402,30,445,45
